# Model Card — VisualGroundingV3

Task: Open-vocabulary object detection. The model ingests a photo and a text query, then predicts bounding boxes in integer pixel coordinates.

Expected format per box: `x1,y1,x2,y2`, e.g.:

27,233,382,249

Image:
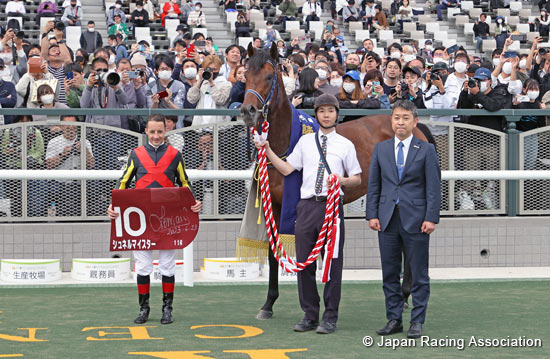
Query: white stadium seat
238,37,253,48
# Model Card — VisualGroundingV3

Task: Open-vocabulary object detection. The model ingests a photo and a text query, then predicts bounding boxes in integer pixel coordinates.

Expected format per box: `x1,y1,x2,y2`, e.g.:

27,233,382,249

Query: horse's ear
247,43,256,58
269,42,278,62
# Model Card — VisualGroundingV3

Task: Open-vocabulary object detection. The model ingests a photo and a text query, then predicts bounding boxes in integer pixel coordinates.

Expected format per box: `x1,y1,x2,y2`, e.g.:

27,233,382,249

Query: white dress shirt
394,134,413,167
286,130,362,198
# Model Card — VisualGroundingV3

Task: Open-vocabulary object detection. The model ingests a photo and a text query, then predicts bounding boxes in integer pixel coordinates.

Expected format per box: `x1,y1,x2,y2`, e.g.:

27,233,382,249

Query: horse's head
241,43,279,130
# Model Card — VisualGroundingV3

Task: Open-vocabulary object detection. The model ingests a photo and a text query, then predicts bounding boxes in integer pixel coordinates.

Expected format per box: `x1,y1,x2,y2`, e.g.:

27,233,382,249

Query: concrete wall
1,217,549,272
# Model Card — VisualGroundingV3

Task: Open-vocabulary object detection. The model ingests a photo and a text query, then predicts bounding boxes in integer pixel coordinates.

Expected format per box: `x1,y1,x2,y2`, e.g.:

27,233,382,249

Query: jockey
107,114,202,325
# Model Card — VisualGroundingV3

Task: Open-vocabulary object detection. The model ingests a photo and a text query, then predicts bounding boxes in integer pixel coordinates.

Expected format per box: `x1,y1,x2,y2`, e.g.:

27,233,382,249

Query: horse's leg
256,248,279,319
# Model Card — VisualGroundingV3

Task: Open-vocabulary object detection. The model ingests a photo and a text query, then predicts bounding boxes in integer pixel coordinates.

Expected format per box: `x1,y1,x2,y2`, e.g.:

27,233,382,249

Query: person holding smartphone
146,56,186,110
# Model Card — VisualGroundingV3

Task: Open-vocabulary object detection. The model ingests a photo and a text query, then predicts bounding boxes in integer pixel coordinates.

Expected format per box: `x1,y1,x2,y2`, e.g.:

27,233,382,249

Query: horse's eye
266,74,273,81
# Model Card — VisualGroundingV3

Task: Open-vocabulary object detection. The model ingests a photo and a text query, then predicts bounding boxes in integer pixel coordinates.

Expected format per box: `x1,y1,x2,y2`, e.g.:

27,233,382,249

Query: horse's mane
248,50,274,73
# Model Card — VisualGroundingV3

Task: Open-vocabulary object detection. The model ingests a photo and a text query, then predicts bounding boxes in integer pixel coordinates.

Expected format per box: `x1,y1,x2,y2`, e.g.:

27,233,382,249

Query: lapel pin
413,145,420,149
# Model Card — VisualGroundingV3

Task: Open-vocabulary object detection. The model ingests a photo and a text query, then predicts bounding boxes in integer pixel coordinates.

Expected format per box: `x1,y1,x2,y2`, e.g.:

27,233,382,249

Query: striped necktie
314,135,328,195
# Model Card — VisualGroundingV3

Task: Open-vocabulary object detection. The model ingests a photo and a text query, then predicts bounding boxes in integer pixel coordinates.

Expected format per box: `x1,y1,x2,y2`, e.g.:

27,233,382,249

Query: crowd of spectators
1,0,550,215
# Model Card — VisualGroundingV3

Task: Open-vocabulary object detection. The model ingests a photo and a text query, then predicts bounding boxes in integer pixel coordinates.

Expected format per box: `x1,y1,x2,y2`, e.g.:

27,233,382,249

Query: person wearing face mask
402,45,417,65
33,84,70,122
513,79,546,170
419,40,434,62
61,0,83,26
188,55,232,125
329,66,344,89
108,34,129,63
315,60,339,96
107,1,127,27
80,21,103,54
0,29,27,85
108,14,130,41
338,70,381,122
343,53,361,73
494,16,512,49
396,66,426,109
388,42,403,63
145,56,186,110
187,2,206,28
491,53,522,96
260,20,282,49
444,52,469,109
131,0,150,32
516,54,530,83
458,67,512,132
0,59,17,124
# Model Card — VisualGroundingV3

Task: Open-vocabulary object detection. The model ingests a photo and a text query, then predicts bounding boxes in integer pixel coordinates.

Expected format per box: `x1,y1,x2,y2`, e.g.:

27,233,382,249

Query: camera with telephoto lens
467,78,479,88
400,81,409,98
202,68,212,80
96,70,121,86
539,47,550,55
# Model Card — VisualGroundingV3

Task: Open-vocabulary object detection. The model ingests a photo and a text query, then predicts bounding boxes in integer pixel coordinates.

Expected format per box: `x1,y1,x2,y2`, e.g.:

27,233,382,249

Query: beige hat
130,54,147,67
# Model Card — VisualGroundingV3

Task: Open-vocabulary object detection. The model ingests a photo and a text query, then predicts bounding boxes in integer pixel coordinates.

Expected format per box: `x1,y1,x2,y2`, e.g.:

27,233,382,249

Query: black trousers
295,198,345,324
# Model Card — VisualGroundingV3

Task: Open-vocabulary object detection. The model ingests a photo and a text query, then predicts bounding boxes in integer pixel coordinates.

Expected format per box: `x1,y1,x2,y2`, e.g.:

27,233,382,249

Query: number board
110,187,199,251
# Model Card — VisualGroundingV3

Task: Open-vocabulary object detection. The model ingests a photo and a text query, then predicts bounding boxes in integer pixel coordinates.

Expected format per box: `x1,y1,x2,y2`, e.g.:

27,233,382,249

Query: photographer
527,37,550,97
145,56,186,110
457,67,512,132
80,57,129,128
187,55,232,126
116,58,147,130
65,63,86,108
0,29,27,84
395,65,426,109
291,67,323,109
235,11,251,38
61,0,83,27
445,52,469,109
16,54,59,109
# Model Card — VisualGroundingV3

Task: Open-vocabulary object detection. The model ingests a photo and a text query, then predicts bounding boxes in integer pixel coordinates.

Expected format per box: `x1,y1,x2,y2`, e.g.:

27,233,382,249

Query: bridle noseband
245,59,279,135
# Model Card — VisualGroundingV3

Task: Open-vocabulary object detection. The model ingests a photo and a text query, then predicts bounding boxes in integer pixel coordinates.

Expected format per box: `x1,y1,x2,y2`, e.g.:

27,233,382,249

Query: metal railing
1,108,550,221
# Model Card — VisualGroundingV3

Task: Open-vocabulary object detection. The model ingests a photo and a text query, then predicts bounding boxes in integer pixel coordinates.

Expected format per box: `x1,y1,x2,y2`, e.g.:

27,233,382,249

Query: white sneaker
459,190,474,210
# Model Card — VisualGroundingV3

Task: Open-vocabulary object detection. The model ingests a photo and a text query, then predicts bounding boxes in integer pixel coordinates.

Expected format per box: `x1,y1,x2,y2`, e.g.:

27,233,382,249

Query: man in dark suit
366,100,441,338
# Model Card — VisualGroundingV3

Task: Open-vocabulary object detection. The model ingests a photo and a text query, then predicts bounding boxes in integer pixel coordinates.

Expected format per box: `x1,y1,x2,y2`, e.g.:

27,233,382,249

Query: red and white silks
253,121,341,283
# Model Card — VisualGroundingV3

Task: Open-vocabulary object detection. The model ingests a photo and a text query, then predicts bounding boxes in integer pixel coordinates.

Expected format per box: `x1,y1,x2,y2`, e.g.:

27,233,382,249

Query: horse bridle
245,59,279,135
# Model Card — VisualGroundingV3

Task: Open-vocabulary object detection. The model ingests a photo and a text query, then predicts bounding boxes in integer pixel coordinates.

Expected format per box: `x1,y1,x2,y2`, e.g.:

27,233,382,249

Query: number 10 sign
110,187,199,251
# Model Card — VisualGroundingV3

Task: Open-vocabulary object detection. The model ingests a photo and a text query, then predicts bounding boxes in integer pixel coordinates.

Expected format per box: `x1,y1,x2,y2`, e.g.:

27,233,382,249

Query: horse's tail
417,122,437,152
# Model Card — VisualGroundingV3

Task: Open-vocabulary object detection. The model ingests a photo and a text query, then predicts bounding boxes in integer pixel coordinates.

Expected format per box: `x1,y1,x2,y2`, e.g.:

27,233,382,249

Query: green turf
0,281,549,359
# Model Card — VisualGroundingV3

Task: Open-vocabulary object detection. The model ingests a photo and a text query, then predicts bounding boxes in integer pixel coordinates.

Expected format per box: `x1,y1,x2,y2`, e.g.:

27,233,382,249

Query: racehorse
240,44,431,320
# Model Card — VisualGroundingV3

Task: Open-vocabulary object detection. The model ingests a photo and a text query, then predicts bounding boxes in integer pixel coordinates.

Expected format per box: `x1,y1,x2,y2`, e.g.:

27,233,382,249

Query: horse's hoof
256,310,273,320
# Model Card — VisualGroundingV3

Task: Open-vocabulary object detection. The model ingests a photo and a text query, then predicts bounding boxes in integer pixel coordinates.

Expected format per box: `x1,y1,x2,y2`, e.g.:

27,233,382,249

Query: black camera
202,68,212,80
467,78,479,88
138,69,145,77
539,47,549,55
400,81,409,98
302,96,317,108
430,72,440,82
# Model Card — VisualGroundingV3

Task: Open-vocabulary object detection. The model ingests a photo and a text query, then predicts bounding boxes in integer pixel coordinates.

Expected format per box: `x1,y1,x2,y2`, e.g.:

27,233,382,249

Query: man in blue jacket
366,100,441,338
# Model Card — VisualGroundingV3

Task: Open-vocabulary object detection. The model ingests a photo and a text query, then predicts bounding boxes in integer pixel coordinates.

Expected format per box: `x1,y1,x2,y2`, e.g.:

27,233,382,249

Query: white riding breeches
134,250,177,276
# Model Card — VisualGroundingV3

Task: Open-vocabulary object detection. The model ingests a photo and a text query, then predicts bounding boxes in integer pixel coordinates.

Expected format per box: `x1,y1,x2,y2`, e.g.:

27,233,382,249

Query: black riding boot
160,292,174,325
134,293,150,324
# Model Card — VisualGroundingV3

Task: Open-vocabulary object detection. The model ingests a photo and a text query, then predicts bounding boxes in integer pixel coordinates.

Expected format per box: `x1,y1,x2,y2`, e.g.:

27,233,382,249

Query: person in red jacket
161,0,182,27
107,114,202,325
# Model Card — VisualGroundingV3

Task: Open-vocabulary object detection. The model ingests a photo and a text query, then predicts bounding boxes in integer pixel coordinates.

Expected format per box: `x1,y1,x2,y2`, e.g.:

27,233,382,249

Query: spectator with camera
41,24,73,105
109,14,130,41
444,52,469,109
235,11,251,38
395,65,426,109
61,0,83,27
16,54,59,109
228,64,247,105
0,29,27,84
187,55,232,126
338,70,381,122
383,58,401,101
108,34,129,62
363,69,390,108
131,1,150,31
65,63,86,108
491,48,522,96
45,115,95,217
291,67,323,109
107,1,127,27
116,58,146,129
457,67,512,131
187,2,206,28
145,56,185,110
80,21,103,55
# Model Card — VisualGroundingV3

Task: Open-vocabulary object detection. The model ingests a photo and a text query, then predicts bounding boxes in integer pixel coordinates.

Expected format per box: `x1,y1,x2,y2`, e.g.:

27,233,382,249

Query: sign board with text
110,187,199,251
